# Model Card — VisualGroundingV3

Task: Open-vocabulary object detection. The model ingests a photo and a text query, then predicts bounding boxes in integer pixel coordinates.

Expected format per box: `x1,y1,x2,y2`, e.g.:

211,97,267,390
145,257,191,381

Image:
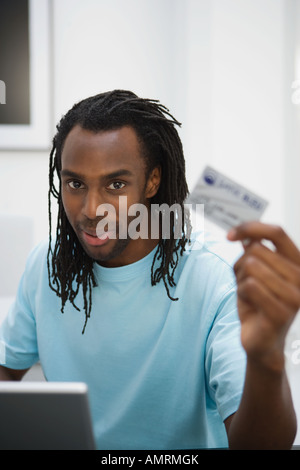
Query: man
0,90,299,449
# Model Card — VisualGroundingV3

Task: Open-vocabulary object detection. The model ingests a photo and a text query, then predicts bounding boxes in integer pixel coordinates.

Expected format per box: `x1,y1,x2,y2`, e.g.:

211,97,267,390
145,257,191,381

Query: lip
82,230,111,247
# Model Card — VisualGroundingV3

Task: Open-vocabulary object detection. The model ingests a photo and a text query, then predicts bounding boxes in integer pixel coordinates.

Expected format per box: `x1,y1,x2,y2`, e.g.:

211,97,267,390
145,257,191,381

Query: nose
82,189,101,220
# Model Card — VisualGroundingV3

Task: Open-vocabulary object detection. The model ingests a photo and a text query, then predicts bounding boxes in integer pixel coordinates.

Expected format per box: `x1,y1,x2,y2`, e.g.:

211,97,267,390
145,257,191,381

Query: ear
145,166,161,199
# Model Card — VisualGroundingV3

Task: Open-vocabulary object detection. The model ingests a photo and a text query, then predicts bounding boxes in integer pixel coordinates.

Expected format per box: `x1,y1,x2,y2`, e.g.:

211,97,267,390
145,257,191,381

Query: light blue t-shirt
0,234,246,450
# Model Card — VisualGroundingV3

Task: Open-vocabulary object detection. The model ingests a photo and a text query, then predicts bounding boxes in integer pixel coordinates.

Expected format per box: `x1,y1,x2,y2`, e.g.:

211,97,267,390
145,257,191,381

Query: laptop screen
0,381,96,450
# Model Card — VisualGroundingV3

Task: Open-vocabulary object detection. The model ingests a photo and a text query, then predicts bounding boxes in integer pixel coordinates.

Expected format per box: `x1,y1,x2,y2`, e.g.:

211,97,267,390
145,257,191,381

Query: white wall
184,0,299,235
53,0,187,126
285,0,300,247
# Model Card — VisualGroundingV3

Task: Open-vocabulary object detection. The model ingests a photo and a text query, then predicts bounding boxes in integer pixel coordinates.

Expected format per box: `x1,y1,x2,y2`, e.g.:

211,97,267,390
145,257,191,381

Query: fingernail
227,228,237,240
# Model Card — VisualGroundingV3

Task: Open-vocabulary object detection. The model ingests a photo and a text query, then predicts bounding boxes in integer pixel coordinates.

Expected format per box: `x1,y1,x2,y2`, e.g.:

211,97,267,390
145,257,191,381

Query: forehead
61,125,146,176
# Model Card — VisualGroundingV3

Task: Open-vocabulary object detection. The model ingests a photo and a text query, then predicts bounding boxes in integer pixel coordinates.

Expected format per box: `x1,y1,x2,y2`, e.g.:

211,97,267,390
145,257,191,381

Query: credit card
186,166,268,231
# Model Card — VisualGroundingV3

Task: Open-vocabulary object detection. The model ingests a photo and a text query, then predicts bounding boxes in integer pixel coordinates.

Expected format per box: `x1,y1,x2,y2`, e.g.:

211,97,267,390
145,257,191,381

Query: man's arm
225,222,300,449
224,362,296,449
0,365,29,381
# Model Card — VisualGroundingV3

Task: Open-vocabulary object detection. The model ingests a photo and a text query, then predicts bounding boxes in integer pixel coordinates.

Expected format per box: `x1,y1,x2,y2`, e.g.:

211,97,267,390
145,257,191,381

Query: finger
237,277,294,329
227,222,300,263
234,242,300,287
234,253,300,312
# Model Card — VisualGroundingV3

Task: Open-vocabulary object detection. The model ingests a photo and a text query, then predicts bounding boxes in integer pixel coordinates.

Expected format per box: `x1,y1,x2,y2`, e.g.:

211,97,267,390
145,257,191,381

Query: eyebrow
60,169,134,180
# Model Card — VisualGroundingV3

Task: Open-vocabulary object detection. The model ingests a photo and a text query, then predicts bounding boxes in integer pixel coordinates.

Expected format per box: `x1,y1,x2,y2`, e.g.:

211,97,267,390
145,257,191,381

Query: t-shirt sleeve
205,283,246,422
0,258,39,370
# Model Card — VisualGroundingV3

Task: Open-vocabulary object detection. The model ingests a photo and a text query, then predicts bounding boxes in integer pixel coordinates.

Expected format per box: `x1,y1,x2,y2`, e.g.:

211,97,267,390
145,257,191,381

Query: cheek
61,191,79,224
117,193,147,222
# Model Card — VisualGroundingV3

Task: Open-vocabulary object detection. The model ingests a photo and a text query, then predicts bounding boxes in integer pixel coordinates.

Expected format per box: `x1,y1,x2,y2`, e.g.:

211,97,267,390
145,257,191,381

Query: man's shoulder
24,238,50,272
185,230,242,270
178,230,242,301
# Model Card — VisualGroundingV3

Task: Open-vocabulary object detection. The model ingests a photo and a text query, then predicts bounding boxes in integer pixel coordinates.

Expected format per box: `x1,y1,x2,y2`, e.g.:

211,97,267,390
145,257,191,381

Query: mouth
81,229,114,247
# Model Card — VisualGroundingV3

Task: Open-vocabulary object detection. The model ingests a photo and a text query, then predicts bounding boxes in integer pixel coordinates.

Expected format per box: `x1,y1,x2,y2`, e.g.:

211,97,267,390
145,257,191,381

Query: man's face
60,125,160,267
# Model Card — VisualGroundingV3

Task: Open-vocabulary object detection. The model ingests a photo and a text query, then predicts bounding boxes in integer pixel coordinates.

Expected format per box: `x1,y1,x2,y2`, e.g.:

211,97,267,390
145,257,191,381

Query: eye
68,180,83,190
108,181,125,190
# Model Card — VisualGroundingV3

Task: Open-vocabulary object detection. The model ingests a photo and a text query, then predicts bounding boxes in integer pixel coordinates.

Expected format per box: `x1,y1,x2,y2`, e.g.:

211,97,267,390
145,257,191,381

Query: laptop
0,381,96,450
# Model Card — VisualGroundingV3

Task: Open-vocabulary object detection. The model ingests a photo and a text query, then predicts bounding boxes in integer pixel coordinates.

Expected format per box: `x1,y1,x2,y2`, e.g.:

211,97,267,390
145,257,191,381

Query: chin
82,237,131,264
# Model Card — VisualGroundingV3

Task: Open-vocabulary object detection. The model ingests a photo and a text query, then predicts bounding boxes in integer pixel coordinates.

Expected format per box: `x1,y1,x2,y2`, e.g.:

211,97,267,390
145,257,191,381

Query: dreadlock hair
47,90,192,334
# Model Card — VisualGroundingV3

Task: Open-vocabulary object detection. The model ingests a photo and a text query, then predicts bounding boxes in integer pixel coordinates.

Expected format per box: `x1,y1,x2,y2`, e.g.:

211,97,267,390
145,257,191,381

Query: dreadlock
47,90,192,333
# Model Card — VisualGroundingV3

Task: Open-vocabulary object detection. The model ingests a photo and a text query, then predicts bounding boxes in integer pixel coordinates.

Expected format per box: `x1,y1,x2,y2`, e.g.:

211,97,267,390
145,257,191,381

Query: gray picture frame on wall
0,0,51,150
